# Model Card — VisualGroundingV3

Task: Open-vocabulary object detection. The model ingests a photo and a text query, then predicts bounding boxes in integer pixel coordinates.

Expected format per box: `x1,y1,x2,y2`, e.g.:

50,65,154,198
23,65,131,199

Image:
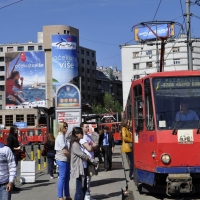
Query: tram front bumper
166,174,193,195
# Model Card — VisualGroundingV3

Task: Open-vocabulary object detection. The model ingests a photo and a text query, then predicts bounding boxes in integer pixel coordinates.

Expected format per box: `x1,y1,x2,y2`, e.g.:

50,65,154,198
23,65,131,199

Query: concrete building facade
121,34,200,109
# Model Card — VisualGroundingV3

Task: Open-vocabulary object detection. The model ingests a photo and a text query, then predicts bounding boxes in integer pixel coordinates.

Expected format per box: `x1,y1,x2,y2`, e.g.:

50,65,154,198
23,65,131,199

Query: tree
92,92,123,117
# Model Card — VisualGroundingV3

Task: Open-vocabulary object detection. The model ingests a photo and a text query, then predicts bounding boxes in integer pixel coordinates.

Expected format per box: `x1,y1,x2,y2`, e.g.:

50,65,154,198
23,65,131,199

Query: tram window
28,130,34,136
145,79,155,130
38,129,42,135
134,84,143,131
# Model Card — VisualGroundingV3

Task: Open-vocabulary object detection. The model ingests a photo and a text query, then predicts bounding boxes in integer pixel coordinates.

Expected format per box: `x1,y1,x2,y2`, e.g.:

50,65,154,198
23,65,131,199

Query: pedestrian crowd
0,122,115,200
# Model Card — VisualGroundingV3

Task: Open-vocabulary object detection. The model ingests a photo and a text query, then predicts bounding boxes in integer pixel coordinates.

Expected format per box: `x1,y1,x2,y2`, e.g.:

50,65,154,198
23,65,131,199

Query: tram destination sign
154,77,200,89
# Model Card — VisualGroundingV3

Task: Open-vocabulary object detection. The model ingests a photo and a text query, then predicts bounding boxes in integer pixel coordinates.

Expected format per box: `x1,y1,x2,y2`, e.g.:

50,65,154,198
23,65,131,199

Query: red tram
1,127,47,145
125,70,200,195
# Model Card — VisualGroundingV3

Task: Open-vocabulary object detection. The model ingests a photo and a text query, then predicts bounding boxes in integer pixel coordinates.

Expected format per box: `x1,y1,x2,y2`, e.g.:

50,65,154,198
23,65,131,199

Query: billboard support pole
185,0,193,70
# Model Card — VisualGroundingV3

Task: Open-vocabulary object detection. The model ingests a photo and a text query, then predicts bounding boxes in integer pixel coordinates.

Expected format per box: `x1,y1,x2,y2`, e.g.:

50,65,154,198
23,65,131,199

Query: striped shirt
0,142,16,184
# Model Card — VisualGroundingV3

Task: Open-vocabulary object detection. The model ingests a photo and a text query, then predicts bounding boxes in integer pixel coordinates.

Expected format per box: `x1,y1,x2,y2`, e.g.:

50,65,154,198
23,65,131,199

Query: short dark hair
80,122,87,128
103,126,108,130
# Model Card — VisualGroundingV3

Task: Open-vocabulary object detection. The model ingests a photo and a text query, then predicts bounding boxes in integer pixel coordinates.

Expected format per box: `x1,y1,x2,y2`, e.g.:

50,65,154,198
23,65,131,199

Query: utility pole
185,0,193,70
156,23,159,72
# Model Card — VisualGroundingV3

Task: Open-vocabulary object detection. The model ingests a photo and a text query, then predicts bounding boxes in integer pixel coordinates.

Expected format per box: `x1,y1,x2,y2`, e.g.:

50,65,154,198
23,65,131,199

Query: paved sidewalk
12,145,127,200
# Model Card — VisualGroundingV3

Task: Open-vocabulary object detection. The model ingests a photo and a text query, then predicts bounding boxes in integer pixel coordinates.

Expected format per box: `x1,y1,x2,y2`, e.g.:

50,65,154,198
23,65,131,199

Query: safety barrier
21,144,47,171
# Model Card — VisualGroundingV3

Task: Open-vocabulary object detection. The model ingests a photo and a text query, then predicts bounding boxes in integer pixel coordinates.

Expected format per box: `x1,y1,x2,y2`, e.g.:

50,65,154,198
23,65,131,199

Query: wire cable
0,0,23,10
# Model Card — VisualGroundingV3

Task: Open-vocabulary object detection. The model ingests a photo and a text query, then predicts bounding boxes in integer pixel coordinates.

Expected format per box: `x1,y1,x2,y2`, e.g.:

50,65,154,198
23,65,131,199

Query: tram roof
136,70,200,80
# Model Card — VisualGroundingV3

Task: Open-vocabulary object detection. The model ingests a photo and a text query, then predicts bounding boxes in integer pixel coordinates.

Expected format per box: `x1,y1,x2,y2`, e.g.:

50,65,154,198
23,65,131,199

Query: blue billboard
5,51,46,109
51,34,78,98
134,24,175,41
14,122,27,128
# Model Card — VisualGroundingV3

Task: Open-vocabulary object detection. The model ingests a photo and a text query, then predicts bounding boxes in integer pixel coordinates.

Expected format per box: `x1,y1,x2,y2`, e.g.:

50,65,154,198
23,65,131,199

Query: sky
0,0,200,71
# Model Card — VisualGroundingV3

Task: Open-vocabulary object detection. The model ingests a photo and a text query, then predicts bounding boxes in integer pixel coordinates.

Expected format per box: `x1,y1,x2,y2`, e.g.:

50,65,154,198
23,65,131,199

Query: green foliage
92,92,123,115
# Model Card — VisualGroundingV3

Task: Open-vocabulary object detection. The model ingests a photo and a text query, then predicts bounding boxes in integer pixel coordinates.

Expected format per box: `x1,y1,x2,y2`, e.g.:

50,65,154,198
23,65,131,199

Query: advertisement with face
5,51,46,109
52,34,78,99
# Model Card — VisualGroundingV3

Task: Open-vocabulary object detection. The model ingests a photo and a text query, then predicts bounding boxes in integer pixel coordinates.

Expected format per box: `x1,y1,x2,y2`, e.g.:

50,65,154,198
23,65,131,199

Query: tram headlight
161,154,171,164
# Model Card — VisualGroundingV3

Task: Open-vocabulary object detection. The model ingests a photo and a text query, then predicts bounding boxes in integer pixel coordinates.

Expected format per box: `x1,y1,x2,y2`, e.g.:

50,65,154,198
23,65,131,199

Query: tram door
133,83,146,168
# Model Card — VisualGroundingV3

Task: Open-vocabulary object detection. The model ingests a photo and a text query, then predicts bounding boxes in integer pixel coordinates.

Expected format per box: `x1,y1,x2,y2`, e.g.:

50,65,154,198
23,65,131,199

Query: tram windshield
153,76,200,130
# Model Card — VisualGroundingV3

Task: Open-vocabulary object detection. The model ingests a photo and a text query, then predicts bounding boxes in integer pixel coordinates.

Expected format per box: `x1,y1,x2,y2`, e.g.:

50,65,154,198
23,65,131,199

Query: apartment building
121,34,200,109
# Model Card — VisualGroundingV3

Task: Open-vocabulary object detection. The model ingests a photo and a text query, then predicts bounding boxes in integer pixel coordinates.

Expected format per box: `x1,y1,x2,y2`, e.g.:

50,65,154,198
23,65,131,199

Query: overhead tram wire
179,0,187,32
0,0,23,10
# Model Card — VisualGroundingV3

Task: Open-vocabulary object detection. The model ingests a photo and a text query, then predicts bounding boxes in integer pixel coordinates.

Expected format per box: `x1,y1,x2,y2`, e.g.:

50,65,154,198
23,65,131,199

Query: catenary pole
186,0,193,70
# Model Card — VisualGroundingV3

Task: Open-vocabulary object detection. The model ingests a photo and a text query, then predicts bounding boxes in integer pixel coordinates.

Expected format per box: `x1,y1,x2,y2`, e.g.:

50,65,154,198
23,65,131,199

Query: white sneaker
50,176,54,179
84,196,96,200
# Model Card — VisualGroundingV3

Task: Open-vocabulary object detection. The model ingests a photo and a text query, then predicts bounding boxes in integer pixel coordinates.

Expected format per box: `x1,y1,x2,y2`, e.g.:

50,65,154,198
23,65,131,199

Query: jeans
0,184,11,200
102,146,112,170
56,160,70,198
47,152,55,177
74,169,87,200
85,176,91,197
126,152,133,178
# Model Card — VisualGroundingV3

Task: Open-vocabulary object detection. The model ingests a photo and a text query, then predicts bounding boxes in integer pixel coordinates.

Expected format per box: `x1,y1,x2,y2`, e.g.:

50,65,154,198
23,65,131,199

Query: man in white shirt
79,123,97,200
0,142,17,200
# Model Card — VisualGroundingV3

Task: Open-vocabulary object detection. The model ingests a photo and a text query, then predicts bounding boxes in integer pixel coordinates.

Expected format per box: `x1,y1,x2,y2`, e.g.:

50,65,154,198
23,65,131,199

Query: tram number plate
177,130,193,144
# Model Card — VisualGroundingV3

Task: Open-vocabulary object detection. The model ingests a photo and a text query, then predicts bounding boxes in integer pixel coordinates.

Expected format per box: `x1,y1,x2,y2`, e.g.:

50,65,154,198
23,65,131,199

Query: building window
28,46,34,51
87,60,89,65
38,46,42,50
82,85,85,90
87,69,89,73
86,51,89,56
0,76,4,80
82,68,84,72
87,78,90,82
92,52,95,57
92,61,95,66
0,115,2,123
0,105,2,110
0,95,2,100
17,46,24,51
82,77,84,81
64,30,66,34
92,70,95,75
173,59,180,65
0,86,4,91
27,114,35,126
133,63,139,70
88,86,90,90
173,47,180,52
0,57,4,62
146,50,152,55
88,95,90,100
7,47,13,52
146,62,152,68
81,59,84,64
133,52,139,58
0,66,4,71
67,30,70,34
81,50,84,55
5,115,13,126
0,47,3,52
16,115,24,122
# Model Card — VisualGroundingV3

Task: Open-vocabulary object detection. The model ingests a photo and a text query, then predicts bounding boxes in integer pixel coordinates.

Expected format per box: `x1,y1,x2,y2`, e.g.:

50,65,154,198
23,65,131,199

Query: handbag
17,150,26,161
86,162,98,177
41,146,47,157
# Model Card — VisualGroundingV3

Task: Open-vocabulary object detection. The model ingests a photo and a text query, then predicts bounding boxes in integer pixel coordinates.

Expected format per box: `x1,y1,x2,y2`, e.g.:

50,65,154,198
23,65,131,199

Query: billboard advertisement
56,83,81,108
134,24,175,41
5,51,46,109
57,110,81,133
52,34,78,99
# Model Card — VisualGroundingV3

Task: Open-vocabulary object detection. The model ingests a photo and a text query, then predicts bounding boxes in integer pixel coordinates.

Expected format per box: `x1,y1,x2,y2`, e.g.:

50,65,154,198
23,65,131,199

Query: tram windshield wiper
196,120,200,134
172,120,179,135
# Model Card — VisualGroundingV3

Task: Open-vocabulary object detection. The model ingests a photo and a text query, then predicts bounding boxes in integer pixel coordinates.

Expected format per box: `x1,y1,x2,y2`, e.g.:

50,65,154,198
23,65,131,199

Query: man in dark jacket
99,126,114,171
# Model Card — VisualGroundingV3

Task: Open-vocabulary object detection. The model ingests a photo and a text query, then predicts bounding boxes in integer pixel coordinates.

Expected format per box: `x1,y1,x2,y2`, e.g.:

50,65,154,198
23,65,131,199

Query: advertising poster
134,24,175,41
57,111,81,133
5,51,46,109
57,84,80,108
52,34,78,99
